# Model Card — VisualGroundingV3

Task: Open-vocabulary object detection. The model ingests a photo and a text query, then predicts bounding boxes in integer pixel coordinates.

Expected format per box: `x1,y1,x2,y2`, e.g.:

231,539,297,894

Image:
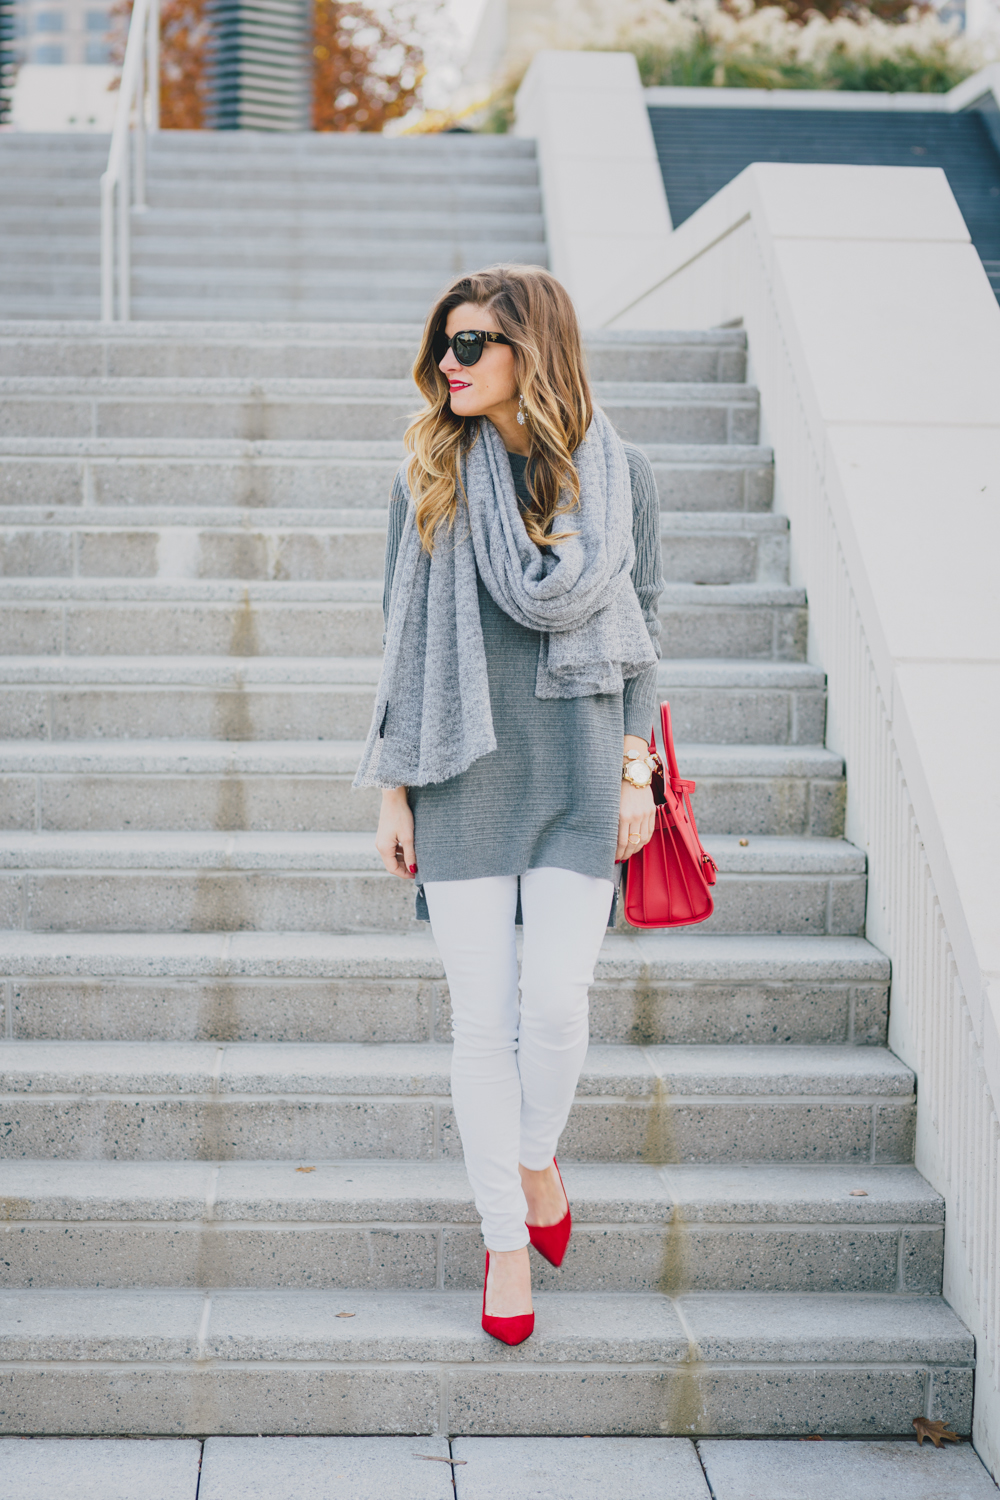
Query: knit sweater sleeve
382,468,409,644
622,443,664,742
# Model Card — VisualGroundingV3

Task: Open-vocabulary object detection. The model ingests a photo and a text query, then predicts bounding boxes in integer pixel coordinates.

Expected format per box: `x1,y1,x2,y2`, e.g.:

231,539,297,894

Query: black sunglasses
432,328,514,367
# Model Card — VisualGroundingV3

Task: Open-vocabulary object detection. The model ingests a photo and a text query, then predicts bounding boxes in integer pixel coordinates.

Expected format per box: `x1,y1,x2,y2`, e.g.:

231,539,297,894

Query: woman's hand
617,779,656,862
376,787,417,879
617,735,656,862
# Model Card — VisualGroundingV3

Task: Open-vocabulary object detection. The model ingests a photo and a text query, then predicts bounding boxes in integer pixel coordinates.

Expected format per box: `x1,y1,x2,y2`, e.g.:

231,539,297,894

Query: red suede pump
481,1252,535,1346
526,1158,572,1268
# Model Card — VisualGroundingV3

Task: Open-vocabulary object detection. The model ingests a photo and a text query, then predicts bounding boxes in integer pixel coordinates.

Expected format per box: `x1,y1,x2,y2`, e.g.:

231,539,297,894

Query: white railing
101,0,160,322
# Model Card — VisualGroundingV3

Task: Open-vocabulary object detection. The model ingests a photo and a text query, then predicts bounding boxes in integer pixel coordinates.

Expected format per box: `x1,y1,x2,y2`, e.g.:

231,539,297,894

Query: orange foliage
312,0,424,133
110,0,210,129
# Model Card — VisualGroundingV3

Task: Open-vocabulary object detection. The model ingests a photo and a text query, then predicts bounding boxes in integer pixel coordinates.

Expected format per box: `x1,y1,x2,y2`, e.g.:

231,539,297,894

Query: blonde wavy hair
404,265,594,552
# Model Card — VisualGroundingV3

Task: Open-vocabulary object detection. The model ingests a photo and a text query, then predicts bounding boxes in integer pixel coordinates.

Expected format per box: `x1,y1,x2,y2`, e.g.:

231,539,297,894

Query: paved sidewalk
1,1435,997,1499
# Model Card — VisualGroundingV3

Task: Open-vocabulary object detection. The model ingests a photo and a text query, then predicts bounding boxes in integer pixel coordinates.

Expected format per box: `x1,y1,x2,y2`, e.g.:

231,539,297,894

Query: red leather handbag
622,701,718,929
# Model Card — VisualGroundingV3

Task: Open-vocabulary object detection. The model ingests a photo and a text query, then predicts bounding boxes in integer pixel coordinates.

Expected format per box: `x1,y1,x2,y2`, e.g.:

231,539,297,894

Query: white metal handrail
101,0,160,322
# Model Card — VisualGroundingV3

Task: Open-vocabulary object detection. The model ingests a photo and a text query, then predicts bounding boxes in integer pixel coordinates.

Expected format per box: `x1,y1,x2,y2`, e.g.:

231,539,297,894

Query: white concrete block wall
513,50,672,327
615,159,1000,1469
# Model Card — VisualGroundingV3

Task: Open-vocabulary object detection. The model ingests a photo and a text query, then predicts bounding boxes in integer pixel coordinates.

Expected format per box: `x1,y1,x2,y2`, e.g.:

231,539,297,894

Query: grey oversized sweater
381,444,664,886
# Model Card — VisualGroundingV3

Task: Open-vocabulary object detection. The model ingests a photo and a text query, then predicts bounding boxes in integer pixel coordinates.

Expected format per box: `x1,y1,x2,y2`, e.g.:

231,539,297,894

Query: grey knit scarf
353,406,657,790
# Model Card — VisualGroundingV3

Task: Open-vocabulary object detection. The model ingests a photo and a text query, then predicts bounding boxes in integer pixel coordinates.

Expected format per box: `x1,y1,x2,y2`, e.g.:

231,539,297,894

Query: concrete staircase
0,133,547,322
0,319,973,1438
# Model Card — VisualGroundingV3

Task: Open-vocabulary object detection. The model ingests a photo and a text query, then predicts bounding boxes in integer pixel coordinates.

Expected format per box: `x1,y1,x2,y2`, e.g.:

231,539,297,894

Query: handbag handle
660,701,682,785
648,703,687,804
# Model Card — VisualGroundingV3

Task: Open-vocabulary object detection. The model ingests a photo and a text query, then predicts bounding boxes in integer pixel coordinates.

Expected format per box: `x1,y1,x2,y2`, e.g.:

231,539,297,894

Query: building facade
11,0,110,66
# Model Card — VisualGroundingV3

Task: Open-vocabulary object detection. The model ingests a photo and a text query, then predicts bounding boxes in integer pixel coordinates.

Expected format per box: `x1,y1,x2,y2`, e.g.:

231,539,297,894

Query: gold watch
622,751,660,790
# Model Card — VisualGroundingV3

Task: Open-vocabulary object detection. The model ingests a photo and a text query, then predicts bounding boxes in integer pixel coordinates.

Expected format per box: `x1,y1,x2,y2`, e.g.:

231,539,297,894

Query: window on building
34,41,64,60
34,11,64,30
85,10,108,29
85,38,109,60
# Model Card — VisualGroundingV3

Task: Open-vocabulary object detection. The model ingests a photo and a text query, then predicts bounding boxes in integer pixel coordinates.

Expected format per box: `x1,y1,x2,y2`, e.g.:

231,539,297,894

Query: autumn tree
111,0,211,129
312,0,424,132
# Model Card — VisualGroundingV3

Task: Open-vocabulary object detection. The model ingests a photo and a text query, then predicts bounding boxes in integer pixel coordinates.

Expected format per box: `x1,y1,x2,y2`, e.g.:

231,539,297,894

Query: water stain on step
628,972,661,1046
642,1074,680,1169
196,981,242,1043
234,452,267,509
229,588,260,659
191,593,259,931
241,383,268,444
639,1065,709,1435
659,1341,708,1437
214,770,248,834
639,1073,692,1293
211,676,254,744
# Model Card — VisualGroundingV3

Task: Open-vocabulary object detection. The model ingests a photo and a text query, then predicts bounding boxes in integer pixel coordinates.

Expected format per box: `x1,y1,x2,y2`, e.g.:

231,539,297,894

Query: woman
354,265,663,1345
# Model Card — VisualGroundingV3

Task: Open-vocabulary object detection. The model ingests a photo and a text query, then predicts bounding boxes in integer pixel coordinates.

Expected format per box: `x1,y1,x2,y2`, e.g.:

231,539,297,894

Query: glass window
85,10,108,29
35,11,64,30
85,38,109,60
33,41,64,60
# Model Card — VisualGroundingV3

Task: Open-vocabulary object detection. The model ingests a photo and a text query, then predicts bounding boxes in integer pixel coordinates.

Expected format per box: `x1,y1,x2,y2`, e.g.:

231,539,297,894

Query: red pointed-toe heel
526,1158,572,1268
481,1252,534,1346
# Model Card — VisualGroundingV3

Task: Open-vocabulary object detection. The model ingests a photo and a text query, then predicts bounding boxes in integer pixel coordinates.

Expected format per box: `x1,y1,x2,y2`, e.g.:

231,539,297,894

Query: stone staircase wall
0,126,977,1438
0,134,548,322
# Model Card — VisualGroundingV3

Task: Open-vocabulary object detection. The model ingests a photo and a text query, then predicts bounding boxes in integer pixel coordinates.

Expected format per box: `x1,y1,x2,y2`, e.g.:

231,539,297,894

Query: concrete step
0,656,826,745
0,297,101,322
142,183,544,215
0,1040,913,1163
0,210,102,232
0,1159,942,1295
0,178,545,214
0,832,866,936
0,236,549,275
0,439,773,512
0,131,535,158
0,1285,972,1437
0,930,889,1045
0,740,846,837
0,378,759,445
0,205,546,246
0,133,110,156
0,324,748,384
0,184,107,207
0,240,103,268
3,269,556,310
0,510,790,586
0,580,807,661
142,157,543,187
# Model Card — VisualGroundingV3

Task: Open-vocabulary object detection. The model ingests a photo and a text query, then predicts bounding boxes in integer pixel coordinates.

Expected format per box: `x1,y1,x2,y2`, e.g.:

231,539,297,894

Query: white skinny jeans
423,867,614,1252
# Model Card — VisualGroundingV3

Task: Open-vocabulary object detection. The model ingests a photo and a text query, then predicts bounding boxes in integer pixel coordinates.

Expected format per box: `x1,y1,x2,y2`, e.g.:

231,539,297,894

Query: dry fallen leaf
849,1189,869,1197
295,1166,316,1173
413,1455,467,1465
913,1417,961,1447
800,1435,824,1441
336,1311,356,1318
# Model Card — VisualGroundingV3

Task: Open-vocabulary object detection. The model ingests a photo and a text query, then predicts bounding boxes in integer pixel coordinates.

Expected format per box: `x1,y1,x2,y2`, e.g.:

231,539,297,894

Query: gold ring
628,835,641,843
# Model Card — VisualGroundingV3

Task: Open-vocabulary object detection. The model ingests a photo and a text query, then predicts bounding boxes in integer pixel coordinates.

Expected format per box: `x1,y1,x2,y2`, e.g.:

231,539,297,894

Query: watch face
627,761,653,788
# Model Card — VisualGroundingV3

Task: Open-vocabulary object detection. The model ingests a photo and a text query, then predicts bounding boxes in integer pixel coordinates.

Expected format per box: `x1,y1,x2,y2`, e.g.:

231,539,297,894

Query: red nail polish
409,864,417,874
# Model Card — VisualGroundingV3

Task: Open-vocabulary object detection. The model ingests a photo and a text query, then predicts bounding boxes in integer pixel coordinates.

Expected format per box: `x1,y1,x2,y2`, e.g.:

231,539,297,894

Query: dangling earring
516,393,526,426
